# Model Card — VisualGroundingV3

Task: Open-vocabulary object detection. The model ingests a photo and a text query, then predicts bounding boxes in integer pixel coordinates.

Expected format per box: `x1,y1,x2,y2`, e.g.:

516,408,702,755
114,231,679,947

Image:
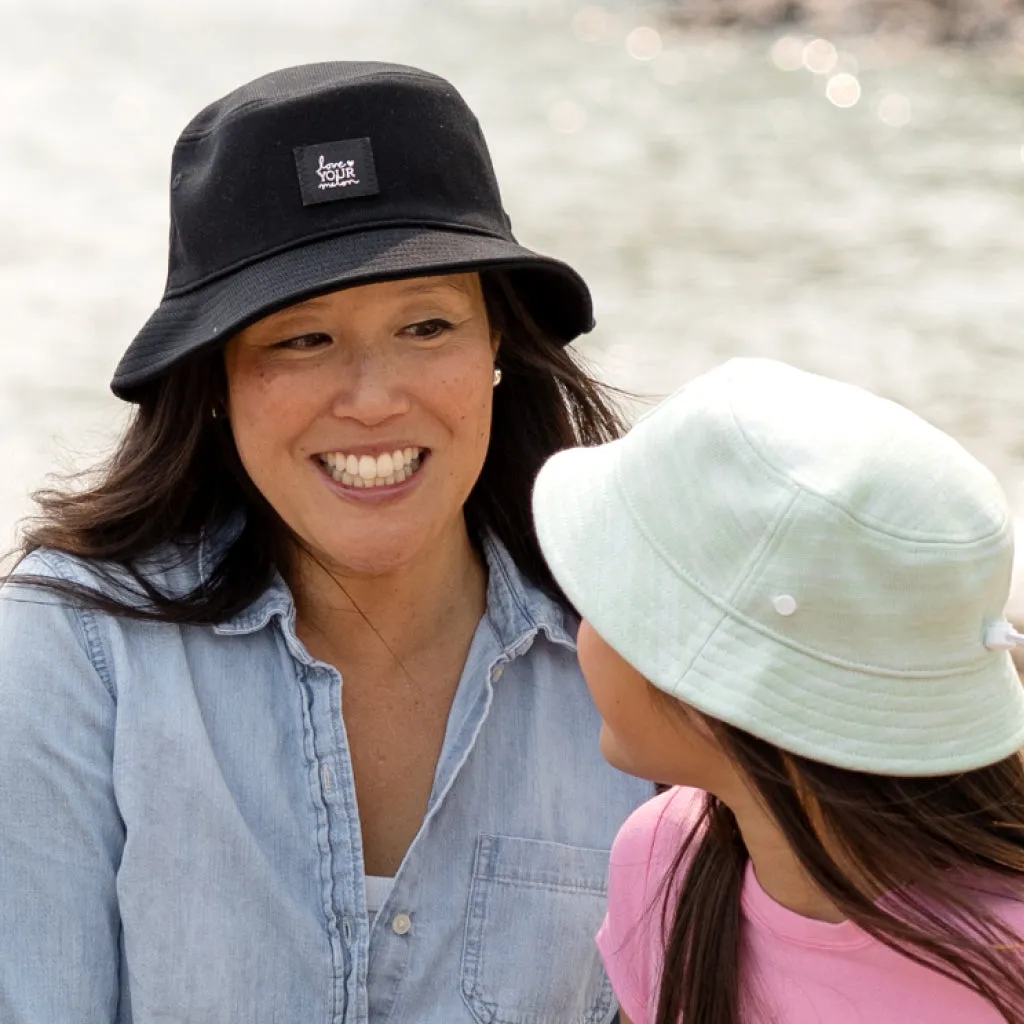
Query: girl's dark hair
653,709,1024,1024
7,270,627,622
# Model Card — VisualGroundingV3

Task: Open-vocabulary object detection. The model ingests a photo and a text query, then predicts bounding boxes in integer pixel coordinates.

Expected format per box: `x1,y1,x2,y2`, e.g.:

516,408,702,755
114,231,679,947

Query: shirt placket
364,627,540,1021
359,633,487,1015
294,646,372,1024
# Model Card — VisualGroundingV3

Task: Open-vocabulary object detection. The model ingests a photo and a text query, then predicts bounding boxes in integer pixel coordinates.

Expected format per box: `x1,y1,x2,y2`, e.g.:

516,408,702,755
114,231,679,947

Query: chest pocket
461,834,616,1024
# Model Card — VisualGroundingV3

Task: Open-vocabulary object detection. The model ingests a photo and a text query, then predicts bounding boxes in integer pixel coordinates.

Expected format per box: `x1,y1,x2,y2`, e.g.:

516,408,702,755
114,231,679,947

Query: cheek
227,365,319,486
577,625,728,785
427,351,494,462
598,701,725,788
577,627,655,751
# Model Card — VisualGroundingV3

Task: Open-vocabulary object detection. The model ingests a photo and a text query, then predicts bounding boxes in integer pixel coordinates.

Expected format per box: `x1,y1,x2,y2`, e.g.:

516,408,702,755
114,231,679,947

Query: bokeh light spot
826,73,862,108
770,36,805,72
803,38,838,75
626,26,662,62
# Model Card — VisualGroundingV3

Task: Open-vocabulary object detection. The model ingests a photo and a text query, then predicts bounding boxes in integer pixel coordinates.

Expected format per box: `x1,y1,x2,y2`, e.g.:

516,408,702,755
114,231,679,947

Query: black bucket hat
111,61,595,400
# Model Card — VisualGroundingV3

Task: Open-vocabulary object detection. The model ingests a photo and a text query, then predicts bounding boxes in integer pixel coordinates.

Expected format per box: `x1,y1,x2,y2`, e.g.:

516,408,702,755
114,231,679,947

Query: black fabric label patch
293,138,379,206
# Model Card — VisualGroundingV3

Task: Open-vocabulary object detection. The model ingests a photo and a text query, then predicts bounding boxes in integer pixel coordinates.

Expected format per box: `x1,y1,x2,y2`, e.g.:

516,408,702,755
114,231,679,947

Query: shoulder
598,789,705,1023
605,787,706,931
605,787,707,946
960,873,1024,929
9,548,110,588
0,550,120,698
2,549,106,617
6,542,204,607
609,786,706,881
2,545,202,683
606,782,704,913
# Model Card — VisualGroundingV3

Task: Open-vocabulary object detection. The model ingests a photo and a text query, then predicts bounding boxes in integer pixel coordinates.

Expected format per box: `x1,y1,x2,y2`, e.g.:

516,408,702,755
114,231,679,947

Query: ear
490,329,501,359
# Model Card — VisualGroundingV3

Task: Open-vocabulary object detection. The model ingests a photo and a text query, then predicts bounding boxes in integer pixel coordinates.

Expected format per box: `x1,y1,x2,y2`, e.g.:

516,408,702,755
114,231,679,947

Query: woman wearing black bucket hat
0,64,650,1023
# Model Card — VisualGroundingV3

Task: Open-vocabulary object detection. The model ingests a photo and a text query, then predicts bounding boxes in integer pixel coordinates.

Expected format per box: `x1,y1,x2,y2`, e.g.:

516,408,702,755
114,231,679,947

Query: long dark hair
654,712,1024,1024
5,270,627,622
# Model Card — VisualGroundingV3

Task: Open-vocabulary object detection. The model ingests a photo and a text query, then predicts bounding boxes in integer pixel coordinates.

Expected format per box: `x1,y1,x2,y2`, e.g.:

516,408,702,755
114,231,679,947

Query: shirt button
492,665,505,682
391,912,412,936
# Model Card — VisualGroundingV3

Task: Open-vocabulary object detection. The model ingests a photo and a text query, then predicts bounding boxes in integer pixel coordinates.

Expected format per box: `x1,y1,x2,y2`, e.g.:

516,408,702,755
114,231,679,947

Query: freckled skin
223,273,498,579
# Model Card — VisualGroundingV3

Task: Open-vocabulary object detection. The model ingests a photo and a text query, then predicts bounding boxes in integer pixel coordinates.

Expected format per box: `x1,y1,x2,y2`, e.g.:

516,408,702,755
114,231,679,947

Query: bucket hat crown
112,62,593,398
532,357,1024,776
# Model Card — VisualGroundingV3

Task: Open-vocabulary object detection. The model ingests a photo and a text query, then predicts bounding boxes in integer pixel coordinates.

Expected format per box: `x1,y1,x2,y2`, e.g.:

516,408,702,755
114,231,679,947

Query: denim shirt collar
198,518,576,655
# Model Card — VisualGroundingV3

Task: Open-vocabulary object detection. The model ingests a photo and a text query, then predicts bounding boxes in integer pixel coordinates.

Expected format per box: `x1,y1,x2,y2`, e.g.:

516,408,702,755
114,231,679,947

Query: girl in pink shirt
531,358,1024,1023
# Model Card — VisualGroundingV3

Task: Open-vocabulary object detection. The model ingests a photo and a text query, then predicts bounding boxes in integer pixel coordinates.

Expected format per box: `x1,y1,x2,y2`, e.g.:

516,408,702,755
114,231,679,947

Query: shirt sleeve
596,789,683,1024
0,563,124,1023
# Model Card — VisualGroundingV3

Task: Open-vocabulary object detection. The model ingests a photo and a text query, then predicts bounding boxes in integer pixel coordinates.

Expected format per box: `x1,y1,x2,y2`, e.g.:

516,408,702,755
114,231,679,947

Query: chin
600,729,682,787
322,534,426,577
599,730,645,779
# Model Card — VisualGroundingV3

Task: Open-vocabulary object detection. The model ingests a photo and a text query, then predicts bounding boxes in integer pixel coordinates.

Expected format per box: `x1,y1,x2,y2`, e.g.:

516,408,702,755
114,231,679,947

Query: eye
402,318,455,340
272,332,332,351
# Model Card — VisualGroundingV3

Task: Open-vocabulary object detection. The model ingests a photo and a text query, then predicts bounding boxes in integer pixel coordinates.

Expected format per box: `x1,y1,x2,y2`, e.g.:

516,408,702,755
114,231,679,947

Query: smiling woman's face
223,273,498,578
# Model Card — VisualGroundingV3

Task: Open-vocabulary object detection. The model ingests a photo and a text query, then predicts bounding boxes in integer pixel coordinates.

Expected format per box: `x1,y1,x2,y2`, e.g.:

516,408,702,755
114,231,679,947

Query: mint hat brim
532,439,1024,777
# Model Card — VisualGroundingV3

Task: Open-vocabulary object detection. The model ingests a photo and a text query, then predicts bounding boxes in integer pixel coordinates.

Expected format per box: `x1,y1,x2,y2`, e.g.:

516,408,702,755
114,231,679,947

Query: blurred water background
2,0,1024,592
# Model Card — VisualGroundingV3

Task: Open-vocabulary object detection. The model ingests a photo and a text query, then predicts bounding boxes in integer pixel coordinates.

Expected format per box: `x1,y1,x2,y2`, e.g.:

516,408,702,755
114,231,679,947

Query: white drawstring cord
984,621,1024,651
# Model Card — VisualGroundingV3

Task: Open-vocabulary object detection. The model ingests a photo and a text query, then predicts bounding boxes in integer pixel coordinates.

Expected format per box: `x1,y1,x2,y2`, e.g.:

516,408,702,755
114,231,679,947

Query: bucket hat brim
112,225,593,399
532,439,1024,777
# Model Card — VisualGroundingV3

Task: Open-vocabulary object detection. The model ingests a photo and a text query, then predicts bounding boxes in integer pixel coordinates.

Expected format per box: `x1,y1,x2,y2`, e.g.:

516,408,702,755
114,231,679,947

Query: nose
329,348,411,426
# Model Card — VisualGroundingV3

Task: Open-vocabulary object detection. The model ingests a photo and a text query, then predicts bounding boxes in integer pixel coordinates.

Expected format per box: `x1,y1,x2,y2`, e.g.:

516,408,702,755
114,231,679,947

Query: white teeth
320,447,424,488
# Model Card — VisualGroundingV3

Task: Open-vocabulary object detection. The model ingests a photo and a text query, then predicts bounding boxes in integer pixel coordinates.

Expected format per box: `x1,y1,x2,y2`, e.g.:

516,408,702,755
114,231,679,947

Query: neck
724,786,847,924
290,520,488,674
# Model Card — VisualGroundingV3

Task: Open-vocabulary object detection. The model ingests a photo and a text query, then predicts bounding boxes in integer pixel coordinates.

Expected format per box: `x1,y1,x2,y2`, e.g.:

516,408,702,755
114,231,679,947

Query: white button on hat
772,594,798,617
391,912,412,936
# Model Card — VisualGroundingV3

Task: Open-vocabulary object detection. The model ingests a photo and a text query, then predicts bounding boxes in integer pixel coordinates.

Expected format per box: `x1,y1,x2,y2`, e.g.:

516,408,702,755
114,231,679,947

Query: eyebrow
389,278,475,299
273,296,332,318
286,279,471,313
260,296,339,331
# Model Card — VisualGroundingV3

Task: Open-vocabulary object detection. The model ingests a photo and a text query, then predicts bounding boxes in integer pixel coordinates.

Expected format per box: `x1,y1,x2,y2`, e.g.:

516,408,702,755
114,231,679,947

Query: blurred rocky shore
664,0,1024,45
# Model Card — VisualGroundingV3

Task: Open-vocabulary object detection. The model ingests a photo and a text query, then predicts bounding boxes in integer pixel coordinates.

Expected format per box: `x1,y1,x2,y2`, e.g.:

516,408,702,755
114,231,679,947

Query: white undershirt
364,874,396,918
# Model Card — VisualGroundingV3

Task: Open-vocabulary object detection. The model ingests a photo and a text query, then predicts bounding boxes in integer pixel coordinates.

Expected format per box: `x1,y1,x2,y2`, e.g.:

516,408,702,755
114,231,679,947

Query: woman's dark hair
5,270,627,622
652,708,1024,1024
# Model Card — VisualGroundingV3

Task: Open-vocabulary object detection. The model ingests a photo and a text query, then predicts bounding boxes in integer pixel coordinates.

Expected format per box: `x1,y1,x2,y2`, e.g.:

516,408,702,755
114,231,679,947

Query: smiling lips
317,447,425,489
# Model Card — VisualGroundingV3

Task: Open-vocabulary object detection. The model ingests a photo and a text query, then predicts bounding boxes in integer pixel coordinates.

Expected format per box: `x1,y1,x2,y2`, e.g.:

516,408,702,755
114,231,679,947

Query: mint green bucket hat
532,357,1024,776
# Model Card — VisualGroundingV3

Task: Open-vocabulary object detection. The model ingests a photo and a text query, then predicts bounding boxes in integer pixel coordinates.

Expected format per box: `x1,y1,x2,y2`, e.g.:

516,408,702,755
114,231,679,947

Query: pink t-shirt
597,787,1024,1024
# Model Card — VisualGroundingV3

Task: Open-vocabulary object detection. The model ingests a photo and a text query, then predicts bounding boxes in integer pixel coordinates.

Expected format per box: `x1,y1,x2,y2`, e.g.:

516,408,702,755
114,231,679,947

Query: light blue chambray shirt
0,529,652,1024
